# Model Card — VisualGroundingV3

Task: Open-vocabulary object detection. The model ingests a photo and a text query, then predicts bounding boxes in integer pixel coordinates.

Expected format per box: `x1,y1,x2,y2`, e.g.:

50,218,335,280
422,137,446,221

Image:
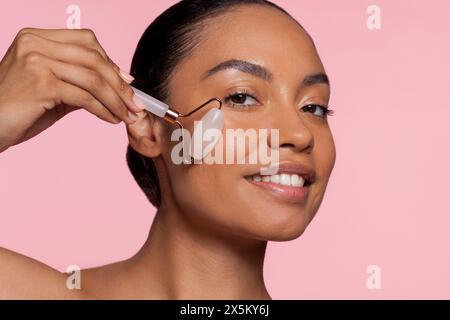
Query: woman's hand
0,28,143,153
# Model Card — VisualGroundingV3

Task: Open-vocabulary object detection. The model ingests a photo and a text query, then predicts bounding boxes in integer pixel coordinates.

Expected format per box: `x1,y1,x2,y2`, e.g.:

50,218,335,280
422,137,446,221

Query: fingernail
128,110,138,123
119,69,135,83
132,93,146,111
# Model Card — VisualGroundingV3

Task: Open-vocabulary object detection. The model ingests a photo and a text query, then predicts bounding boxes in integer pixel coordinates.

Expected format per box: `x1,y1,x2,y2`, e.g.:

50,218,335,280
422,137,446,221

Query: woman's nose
267,105,314,154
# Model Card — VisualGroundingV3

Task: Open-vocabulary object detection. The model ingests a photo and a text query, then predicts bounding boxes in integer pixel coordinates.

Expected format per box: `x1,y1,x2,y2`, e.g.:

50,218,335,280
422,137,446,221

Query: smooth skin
0,5,335,299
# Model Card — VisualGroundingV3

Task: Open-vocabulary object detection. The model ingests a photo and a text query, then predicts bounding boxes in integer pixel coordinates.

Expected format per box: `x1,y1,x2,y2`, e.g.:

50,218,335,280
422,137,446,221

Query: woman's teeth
249,174,306,187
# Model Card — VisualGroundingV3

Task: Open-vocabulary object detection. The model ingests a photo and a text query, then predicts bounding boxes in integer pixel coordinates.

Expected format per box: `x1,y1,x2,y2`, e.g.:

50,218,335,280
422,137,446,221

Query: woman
0,0,335,299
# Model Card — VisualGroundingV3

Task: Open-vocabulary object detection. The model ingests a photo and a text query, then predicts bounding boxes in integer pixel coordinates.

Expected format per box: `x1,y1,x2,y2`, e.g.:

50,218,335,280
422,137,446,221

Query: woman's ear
126,111,164,158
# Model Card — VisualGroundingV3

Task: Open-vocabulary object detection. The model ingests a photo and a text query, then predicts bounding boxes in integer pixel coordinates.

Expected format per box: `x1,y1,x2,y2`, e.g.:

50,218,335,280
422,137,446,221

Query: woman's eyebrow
201,59,273,81
201,59,330,87
302,72,330,87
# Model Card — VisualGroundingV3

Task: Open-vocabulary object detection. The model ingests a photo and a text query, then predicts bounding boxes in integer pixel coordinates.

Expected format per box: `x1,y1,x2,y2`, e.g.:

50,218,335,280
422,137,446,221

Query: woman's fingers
0,28,141,153
14,28,137,106
12,79,122,146
12,31,142,114
55,81,121,124
13,27,122,76
28,52,137,124
15,82,121,146
15,28,110,64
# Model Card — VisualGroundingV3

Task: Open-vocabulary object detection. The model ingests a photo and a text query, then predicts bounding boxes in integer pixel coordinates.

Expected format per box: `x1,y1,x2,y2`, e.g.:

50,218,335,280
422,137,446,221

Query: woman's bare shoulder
0,246,83,299
0,247,145,299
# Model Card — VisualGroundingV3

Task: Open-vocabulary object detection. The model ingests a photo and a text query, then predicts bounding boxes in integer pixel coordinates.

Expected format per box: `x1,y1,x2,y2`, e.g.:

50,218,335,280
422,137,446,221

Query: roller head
189,108,224,160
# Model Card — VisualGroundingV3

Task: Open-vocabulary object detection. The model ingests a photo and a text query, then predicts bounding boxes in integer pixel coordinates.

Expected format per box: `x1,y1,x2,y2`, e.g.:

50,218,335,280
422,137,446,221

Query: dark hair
127,0,304,208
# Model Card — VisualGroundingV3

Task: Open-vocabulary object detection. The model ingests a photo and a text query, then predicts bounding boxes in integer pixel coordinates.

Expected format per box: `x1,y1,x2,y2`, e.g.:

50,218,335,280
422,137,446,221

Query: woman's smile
244,162,315,204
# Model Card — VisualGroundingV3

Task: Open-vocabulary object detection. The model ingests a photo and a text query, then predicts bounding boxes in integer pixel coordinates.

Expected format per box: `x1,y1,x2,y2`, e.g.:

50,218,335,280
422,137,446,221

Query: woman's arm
0,28,142,298
0,247,77,299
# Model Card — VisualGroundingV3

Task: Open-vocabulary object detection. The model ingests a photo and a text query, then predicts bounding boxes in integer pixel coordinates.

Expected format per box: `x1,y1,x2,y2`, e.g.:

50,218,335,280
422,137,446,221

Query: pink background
1,0,449,299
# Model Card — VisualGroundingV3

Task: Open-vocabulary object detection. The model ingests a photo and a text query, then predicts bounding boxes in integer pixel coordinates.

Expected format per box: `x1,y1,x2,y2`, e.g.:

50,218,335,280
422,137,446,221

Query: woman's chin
240,213,312,242
262,223,309,242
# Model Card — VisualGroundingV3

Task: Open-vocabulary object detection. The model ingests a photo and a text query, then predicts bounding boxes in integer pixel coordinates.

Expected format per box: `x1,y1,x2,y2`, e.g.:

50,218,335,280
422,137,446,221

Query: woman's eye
223,92,259,110
301,104,333,118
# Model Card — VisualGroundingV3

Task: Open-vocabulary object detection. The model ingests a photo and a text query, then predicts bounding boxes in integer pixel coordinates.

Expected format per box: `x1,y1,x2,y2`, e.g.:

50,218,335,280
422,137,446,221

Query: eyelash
301,104,335,118
223,90,335,118
223,89,260,111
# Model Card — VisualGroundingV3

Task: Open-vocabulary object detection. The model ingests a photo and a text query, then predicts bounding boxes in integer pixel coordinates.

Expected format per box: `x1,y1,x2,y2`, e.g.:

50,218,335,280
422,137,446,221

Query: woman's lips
246,179,310,204
243,162,315,204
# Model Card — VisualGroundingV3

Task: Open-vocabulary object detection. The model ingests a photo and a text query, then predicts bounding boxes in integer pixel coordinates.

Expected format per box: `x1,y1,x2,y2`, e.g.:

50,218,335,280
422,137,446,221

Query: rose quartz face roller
132,87,224,163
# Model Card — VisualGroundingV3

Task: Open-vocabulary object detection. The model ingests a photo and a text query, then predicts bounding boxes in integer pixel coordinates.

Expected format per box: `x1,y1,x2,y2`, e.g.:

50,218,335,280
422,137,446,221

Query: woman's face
155,5,335,241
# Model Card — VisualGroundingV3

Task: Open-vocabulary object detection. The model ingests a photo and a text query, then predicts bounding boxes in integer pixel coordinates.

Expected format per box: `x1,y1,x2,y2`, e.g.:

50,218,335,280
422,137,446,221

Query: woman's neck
129,204,271,300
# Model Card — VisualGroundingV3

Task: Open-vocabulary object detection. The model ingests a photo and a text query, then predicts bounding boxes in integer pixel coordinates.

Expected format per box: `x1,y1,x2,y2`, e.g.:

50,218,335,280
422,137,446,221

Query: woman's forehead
212,7,310,44
180,6,322,80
